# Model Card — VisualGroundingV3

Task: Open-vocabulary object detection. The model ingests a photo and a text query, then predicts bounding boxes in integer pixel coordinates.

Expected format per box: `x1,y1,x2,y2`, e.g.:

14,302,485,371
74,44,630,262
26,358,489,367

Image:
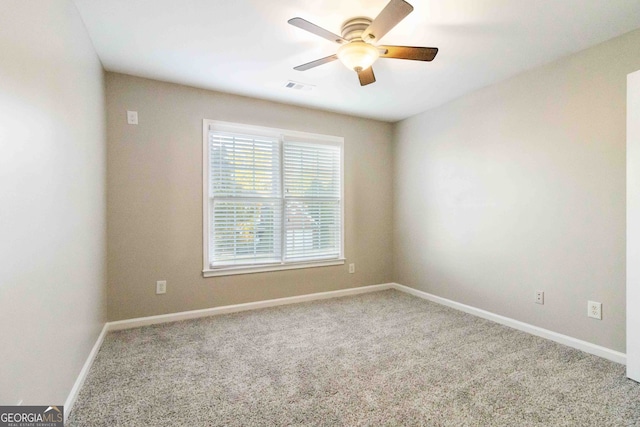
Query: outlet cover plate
127,110,138,125
588,300,602,320
156,280,167,295
535,291,544,305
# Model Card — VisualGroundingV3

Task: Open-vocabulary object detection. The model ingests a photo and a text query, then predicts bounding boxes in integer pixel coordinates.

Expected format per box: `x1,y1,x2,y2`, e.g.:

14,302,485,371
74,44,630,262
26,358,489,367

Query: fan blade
288,18,347,44
362,0,414,42
357,67,376,86
294,54,338,71
379,46,438,61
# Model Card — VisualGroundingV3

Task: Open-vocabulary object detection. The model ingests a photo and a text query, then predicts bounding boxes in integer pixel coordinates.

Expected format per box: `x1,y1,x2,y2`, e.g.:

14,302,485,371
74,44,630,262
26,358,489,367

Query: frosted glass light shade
337,41,379,71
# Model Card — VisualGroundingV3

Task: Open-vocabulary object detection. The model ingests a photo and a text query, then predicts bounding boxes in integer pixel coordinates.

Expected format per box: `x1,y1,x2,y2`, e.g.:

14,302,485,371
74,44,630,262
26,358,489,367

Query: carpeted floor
68,289,640,426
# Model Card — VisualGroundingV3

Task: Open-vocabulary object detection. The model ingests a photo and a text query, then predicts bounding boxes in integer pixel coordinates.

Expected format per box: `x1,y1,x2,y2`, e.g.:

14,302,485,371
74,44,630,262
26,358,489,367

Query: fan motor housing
341,17,372,41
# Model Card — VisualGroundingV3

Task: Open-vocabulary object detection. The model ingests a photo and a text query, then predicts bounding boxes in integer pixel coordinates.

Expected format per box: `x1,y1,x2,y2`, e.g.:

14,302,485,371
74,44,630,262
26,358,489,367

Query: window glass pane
210,133,281,198
210,200,282,267
285,200,340,261
283,142,340,198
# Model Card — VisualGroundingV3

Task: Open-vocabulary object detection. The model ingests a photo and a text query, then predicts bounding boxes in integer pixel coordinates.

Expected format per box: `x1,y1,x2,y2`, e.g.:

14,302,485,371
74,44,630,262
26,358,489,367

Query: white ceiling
73,0,640,122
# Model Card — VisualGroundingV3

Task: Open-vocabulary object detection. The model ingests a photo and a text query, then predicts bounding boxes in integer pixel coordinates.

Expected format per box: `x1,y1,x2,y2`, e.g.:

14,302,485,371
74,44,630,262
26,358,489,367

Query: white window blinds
209,132,282,267
209,133,281,198
284,141,341,261
207,124,343,271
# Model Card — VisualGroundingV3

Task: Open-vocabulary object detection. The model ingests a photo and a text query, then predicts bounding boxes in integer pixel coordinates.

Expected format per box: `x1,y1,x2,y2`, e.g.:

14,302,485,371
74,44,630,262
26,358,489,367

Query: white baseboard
64,323,109,422
391,283,626,365
107,283,394,331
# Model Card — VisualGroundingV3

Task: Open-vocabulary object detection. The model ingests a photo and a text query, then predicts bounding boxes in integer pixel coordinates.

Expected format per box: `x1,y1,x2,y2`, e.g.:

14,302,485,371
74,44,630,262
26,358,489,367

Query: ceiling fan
288,0,438,86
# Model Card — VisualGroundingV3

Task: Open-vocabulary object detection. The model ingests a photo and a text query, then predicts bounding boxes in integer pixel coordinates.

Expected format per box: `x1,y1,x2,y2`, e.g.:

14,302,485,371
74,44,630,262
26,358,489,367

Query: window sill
203,259,346,277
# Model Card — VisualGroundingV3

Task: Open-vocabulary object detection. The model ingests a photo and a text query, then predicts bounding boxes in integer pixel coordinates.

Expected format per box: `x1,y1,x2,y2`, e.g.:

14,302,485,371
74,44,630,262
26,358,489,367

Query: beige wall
394,29,640,353
106,73,393,321
0,1,106,405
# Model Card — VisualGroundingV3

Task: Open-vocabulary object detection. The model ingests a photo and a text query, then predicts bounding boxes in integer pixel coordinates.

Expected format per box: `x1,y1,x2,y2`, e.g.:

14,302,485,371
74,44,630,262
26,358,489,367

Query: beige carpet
68,289,640,426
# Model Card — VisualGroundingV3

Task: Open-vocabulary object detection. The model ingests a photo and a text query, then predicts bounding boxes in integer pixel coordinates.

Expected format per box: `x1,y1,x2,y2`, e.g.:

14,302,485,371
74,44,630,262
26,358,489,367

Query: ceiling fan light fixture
288,0,437,86
337,41,379,72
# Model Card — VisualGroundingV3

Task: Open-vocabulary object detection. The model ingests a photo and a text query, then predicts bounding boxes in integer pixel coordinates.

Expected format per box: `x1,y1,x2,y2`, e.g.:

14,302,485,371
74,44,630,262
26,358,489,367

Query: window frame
202,120,345,277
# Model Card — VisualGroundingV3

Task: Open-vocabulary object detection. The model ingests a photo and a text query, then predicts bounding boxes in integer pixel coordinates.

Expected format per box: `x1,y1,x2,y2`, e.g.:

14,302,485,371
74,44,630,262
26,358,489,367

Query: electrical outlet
588,301,602,320
127,110,138,125
535,291,544,305
348,263,355,274
156,280,167,295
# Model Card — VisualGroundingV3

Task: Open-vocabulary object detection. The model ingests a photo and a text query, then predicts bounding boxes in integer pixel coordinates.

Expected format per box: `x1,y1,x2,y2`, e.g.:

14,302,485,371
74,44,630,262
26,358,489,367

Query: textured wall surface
0,0,106,405
106,72,393,321
394,29,640,353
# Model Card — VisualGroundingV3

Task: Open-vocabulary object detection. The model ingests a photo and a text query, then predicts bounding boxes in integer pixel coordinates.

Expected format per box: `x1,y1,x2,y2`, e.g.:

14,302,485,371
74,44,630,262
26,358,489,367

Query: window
203,120,344,276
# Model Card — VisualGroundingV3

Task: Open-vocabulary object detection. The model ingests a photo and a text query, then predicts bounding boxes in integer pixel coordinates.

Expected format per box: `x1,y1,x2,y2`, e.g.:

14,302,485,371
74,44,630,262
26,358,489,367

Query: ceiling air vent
284,81,315,92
